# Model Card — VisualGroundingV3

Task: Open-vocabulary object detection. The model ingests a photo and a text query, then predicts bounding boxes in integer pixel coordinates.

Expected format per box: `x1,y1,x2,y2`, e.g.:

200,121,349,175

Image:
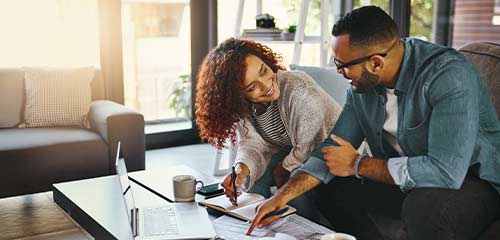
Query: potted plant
281,24,296,41
168,74,192,120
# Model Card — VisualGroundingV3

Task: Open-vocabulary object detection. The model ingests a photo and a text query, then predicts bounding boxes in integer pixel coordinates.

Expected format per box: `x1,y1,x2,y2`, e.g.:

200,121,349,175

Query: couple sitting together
195,6,500,240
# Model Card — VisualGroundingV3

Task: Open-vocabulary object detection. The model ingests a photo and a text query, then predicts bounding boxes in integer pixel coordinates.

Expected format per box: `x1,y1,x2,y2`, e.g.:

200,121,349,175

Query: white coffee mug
320,232,357,240
172,175,204,202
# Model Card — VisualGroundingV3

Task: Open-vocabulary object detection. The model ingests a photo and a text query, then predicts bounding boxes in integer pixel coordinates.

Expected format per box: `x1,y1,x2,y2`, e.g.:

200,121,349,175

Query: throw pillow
19,67,94,128
289,64,349,107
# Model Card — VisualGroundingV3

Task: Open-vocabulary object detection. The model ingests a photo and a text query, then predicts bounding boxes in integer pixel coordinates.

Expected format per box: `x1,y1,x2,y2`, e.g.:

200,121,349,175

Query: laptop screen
115,142,136,223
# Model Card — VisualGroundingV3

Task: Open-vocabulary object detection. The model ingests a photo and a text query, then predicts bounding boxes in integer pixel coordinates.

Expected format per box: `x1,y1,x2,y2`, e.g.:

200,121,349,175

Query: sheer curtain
0,0,100,68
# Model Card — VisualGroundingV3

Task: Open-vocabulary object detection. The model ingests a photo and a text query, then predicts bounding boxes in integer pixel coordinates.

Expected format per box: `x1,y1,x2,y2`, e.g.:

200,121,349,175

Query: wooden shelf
241,36,321,44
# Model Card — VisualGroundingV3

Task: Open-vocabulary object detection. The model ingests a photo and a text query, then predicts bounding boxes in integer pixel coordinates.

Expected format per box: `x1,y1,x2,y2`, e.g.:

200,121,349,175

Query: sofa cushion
20,67,94,128
0,68,104,129
0,128,109,198
0,70,24,128
289,64,349,107
0,128,104,151
459,42,500,117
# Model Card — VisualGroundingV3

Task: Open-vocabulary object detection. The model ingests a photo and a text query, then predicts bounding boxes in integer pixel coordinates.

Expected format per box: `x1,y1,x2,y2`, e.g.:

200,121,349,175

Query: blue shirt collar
393,38,413,95
371,38,411,96
374,38,415,96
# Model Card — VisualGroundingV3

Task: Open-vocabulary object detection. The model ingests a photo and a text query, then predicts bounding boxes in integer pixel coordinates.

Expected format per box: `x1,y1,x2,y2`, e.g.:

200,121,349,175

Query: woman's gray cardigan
235,70,342,189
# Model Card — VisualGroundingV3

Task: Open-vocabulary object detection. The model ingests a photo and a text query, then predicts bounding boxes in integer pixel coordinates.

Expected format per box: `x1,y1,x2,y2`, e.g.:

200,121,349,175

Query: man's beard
352,66,381,93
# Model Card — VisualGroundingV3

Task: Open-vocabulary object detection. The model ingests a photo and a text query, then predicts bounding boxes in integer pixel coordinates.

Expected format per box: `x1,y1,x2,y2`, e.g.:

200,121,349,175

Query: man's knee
402,188,460,240
403,176,500,240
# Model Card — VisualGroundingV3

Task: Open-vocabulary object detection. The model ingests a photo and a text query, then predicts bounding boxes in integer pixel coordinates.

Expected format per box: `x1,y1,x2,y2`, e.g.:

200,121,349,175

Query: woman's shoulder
278,70,318,95
278,70,316,86
278,70,325,96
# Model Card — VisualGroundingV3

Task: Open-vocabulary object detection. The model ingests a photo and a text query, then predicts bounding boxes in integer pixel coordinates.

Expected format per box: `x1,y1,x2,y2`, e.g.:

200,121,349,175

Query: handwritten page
230,201,261,220
231,202,297,222
199,192,264,212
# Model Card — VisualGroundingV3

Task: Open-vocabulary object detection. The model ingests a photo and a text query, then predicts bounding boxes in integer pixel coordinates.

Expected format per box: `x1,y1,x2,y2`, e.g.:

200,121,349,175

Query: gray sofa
291,41,500,239
0,69,145,198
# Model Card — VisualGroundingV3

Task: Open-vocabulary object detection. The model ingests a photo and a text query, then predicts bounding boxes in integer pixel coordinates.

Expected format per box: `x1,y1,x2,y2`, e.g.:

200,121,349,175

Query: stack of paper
212,214,334,240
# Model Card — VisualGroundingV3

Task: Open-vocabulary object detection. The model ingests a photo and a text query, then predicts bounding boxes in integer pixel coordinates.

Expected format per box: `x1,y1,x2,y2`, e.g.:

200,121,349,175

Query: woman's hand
221,162,250,205
271,160,290,188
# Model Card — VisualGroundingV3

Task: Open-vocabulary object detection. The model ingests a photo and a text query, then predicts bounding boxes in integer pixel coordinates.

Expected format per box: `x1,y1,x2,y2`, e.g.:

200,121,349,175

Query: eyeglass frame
329,39,400,71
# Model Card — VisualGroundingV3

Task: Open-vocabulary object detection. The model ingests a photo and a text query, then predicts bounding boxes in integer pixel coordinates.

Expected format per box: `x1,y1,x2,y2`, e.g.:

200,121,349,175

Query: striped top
249,101,292,148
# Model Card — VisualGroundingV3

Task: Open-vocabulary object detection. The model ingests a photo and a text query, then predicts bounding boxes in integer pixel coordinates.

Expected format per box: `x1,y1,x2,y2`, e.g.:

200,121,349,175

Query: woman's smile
263,83,275,97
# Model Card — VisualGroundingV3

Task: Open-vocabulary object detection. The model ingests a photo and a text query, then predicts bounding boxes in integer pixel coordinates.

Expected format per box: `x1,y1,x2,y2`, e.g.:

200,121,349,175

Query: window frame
100,0,218,149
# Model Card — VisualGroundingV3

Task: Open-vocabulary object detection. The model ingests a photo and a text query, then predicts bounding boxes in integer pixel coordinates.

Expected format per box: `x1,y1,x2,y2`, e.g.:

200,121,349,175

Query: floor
0,144,222,240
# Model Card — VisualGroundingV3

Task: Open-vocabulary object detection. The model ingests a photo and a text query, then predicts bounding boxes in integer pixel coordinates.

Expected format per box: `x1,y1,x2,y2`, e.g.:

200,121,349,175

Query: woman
195,38,342,204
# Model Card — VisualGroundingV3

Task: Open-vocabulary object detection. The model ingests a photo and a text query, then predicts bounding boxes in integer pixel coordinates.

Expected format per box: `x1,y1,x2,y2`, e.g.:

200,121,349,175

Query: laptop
115,142,217,239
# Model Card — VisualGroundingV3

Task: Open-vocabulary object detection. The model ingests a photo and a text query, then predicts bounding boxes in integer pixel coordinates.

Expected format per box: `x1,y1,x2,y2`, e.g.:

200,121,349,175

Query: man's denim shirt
301,38,500,194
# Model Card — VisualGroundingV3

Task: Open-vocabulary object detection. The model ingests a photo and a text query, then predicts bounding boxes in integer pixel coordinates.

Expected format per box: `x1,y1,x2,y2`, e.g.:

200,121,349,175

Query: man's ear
370,55,384,72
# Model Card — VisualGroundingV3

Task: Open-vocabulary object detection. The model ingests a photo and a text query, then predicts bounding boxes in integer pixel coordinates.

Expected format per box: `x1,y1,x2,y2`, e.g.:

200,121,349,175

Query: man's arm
358,156,395,184
400,62,480,190
275,171,321,203
246,171,320,235
322,135,395,184
325,62,480,191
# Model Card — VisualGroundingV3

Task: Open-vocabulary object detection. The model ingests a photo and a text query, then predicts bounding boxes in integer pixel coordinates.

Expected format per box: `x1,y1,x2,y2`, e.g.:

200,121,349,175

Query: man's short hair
332,5,399,48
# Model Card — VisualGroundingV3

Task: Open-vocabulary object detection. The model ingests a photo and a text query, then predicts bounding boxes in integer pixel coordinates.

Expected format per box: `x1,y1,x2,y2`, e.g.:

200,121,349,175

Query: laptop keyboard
144,206,179,236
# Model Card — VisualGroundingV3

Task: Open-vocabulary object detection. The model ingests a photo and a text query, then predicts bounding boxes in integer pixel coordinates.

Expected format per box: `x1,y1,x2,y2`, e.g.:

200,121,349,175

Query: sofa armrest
88,100,145,173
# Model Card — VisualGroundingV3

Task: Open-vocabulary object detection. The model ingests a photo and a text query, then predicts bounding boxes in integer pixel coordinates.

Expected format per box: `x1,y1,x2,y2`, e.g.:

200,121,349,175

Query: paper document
213,215,268,239
213,214,334,240
269,214,333,239
199,193,296,221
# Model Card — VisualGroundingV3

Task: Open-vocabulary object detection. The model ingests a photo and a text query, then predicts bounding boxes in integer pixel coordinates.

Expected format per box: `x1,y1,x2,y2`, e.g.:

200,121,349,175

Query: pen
231,166,238,205
260,207,290,221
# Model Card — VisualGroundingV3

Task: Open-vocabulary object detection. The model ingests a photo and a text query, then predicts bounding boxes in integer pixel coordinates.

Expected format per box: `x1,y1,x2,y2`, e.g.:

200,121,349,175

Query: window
451,0,500,48
408,0,500,48
121,0,193,133
353,0,390,12
0,0,100,68
410,0,434,42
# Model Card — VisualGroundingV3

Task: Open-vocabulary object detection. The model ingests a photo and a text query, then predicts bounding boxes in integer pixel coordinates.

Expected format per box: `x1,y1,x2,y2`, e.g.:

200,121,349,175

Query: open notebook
199,192,296,222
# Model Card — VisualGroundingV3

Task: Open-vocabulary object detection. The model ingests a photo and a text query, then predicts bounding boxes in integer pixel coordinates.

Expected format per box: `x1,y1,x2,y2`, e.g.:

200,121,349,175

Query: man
246,6,500,240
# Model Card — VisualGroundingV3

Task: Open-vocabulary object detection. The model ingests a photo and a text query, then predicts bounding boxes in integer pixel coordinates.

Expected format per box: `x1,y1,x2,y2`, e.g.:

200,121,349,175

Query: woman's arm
234,119,278,190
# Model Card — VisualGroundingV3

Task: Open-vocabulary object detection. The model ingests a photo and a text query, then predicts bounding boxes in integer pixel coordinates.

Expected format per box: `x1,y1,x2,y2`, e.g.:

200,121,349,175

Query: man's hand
321,134,358,176
246,195,287,235
246,171,321,235
323,135,396,184
221,162,250,205
271,160,290,188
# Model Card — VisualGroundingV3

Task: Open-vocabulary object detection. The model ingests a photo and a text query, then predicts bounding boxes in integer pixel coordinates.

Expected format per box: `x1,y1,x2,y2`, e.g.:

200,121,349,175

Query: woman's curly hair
195,38,285,149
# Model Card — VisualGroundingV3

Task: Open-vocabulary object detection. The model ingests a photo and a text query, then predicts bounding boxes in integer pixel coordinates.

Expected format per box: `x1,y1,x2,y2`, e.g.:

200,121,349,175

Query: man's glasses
329,39,399,71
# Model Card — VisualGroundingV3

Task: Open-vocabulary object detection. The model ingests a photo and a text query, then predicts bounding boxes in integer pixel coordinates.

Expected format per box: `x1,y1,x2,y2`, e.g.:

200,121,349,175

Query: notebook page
230,201,262,221
230,202,297,222
199,192,264,212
